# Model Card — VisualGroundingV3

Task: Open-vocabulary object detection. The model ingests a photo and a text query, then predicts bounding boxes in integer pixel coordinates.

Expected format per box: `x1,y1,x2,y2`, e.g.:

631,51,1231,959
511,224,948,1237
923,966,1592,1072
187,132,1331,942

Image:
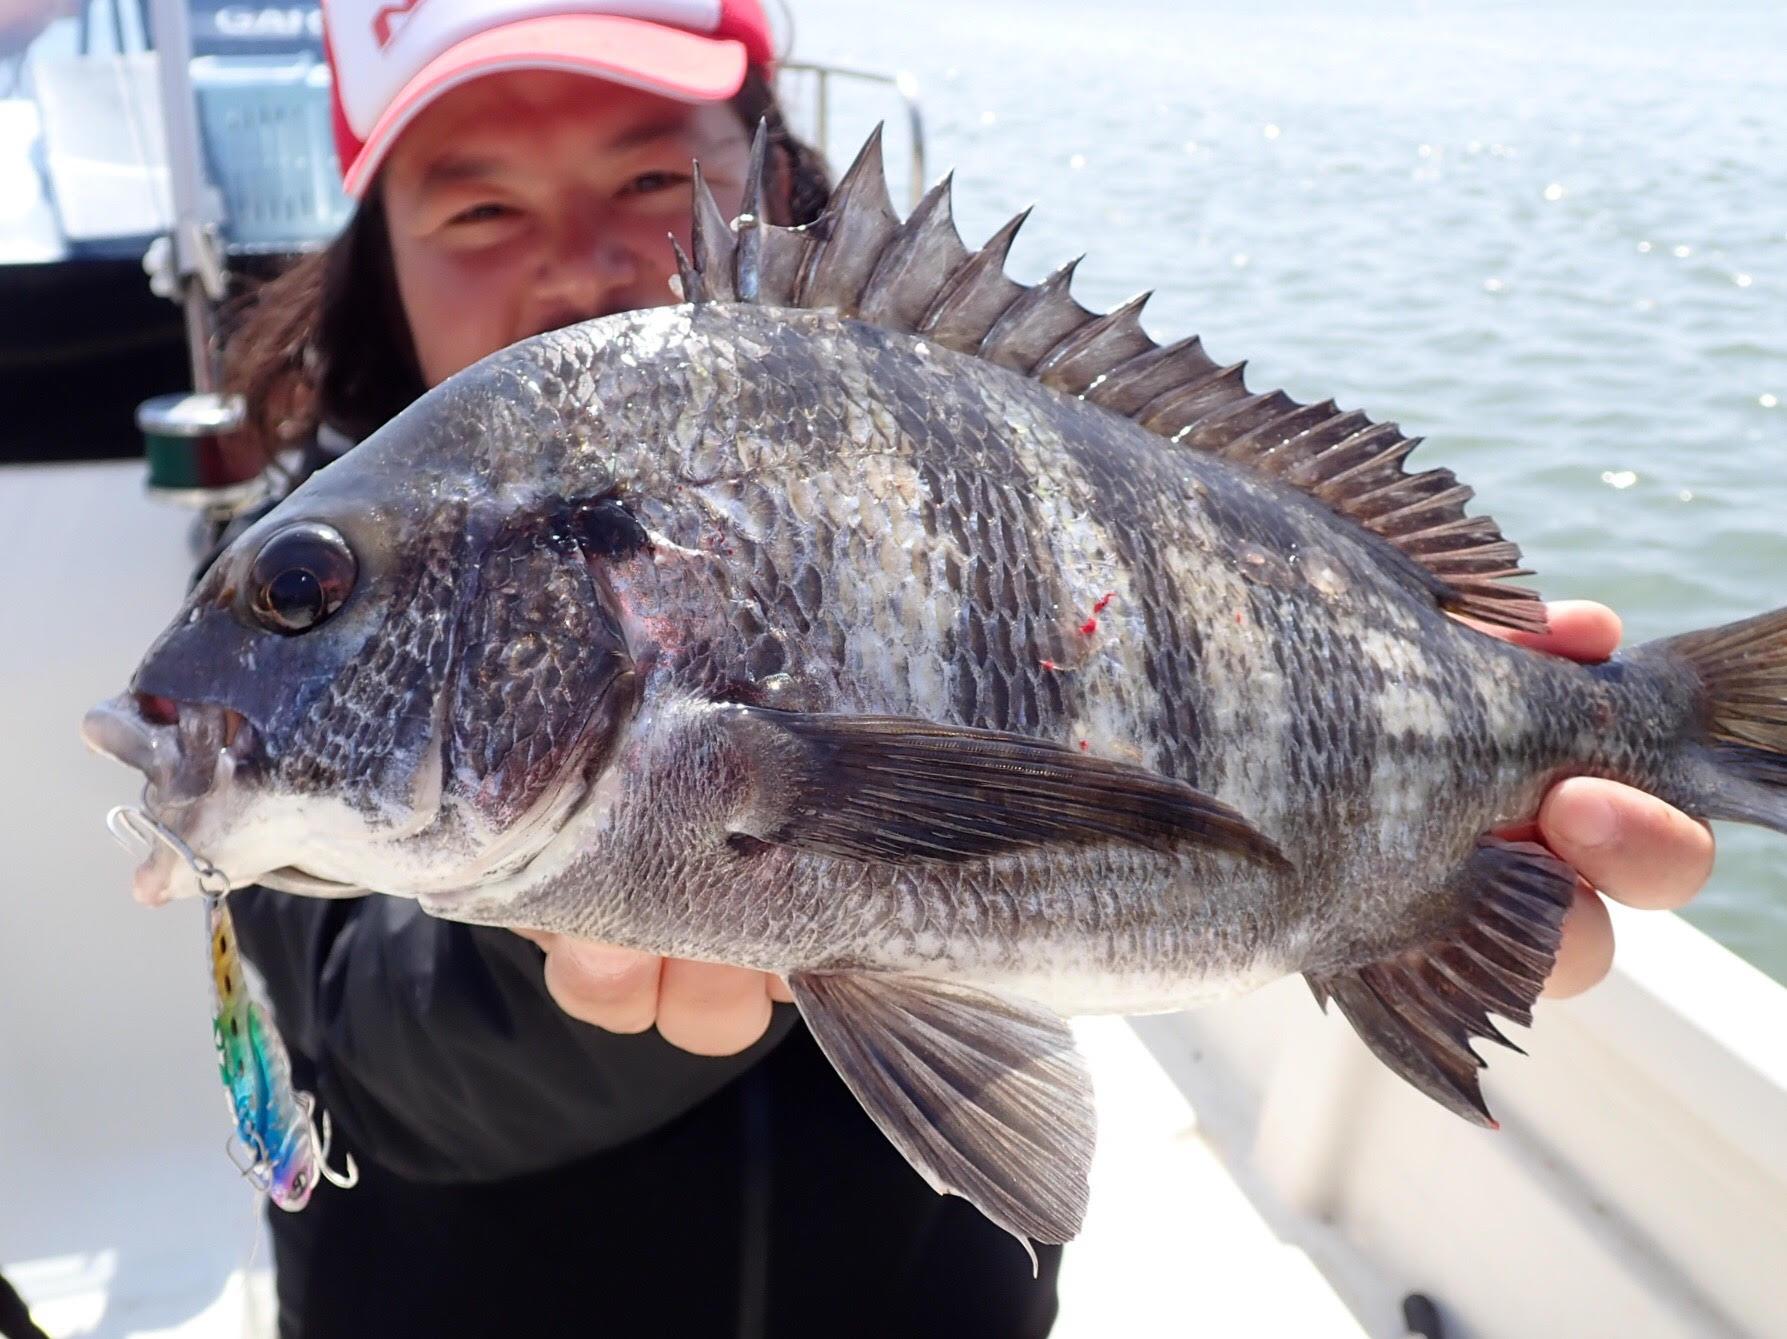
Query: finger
1538,777,1715,909
655,960,775,1057
1542,883,1615,999
768,975,795,1005
1483,599,1623,661
542,942,663,1034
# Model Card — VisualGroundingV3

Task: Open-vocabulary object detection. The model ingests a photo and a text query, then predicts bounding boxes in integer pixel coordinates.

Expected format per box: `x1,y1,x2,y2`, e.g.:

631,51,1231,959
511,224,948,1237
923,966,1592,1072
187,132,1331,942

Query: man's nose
534,212,640,314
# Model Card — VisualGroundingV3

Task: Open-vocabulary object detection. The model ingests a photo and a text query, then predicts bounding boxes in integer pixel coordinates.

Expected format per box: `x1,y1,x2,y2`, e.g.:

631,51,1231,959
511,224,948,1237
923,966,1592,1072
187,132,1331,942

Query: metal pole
777,62,928,211
896,71,925,208
146,0,220,392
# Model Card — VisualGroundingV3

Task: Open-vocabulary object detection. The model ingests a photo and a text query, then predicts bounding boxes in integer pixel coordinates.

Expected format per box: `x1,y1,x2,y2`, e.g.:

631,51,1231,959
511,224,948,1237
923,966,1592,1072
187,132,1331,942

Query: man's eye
450,203,513,225
621,171,690,198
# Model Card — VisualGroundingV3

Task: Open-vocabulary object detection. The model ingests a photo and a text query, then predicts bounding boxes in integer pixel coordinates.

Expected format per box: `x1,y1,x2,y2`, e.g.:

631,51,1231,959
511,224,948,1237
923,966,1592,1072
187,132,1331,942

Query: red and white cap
322,0,776,198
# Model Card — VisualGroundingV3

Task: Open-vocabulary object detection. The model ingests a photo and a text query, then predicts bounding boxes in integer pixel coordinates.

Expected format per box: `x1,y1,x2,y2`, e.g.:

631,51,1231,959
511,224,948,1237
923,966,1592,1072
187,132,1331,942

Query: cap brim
343,14,749,198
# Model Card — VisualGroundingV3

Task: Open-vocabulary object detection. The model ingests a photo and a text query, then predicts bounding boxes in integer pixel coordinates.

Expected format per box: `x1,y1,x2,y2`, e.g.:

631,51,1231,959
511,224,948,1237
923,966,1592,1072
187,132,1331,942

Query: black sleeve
229,886,797,1183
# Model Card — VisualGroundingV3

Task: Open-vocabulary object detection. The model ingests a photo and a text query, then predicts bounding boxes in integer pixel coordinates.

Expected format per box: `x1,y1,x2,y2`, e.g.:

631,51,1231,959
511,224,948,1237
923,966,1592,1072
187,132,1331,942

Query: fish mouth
82,692,258,904
82,692,255,800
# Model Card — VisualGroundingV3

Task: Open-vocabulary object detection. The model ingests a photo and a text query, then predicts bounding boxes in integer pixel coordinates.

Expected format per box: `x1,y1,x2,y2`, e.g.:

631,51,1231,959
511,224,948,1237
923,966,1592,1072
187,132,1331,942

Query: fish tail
1639,606,1787,834
1313,605,1787,1130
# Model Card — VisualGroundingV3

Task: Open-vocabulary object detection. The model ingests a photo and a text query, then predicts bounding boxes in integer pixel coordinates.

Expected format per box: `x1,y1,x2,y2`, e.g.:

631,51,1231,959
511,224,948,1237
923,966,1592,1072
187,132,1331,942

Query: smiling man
379,74,752,377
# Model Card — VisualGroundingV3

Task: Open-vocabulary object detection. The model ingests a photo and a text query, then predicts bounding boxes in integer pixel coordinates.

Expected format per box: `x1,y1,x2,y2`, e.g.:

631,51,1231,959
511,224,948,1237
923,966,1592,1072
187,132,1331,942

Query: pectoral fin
788,970,1094,1261
723,706,1286,867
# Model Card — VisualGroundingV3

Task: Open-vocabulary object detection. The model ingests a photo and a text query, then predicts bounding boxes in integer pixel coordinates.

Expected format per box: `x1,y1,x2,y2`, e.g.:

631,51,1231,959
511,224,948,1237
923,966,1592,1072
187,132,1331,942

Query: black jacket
231,889,1063,1339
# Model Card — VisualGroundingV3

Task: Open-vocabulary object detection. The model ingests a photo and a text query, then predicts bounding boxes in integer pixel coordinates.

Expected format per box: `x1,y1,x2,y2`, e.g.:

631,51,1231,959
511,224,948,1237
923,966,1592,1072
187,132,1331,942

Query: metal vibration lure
204,886,358,1209
107,804,357,1210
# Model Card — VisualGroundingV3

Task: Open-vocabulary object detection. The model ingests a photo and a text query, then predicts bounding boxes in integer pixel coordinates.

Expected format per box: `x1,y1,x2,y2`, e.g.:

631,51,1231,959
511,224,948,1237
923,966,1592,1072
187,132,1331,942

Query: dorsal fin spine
1350,470,1467,516
915,209,1032,352
1369,489,1479,534
739,120,770,226
1293,410,1377,457
979,257,1092,372
669,235,702,305
689,163,738,303
1087,336,1216,416
856,173,969,331
1305,430,1419,492
1147,364,1248,439
733,123,772,303
1035,291,1153,393
1185,390,1300,451
795,124,899,313
1228,400,1340,462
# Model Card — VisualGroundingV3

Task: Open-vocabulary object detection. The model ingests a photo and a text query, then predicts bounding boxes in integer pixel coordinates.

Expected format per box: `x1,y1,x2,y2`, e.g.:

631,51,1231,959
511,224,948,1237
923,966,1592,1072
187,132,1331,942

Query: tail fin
1650,606,1787,834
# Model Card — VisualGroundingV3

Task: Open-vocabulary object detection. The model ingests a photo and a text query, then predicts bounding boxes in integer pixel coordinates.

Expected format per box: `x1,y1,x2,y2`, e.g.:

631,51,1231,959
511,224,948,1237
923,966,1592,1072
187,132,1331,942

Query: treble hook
313,1108,361,1190
105,801,233,897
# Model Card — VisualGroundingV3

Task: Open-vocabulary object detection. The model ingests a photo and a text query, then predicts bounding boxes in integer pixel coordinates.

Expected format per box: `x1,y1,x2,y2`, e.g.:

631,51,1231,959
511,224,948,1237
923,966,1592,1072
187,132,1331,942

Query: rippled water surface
793,0,1787,979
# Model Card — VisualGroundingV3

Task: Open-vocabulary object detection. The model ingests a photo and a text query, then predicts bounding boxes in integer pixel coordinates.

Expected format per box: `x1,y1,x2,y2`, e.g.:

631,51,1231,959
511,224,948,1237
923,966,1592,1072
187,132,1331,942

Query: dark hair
221,68,831,456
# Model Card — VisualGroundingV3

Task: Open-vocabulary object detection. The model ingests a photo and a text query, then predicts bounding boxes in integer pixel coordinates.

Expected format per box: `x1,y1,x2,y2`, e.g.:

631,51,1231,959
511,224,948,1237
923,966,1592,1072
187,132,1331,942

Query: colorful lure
107,804,356,1210
206,889,358,1209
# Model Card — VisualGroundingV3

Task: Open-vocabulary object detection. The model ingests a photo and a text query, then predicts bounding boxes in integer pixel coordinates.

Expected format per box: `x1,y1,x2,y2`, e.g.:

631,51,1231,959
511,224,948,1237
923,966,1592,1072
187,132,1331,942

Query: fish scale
87,127,1787,1252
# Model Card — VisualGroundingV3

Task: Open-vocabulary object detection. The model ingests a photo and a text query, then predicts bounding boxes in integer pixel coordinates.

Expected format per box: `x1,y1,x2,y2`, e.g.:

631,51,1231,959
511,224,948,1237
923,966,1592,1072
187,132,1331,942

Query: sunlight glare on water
795,0,1787,981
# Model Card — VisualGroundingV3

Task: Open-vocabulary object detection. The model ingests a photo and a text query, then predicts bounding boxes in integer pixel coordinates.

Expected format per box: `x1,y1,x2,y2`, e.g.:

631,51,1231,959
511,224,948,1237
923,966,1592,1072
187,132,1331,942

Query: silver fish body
414,307,1597,990
84,130,1787,1249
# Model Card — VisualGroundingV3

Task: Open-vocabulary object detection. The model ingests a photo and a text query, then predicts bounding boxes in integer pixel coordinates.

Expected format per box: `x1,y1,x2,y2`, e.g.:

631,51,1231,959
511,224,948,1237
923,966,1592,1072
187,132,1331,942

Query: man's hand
1486,600,1715,998
517,931,793,1056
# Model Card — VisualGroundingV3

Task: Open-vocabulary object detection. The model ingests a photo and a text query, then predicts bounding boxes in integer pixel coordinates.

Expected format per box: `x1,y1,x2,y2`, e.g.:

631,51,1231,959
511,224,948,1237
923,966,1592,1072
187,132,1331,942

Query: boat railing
776,60,926,208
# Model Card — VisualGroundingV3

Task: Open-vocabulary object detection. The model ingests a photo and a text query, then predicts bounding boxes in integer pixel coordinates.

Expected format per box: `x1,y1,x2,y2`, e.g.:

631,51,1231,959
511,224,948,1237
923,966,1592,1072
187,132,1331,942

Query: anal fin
1307,837,1575,1127
788,971,1094,1261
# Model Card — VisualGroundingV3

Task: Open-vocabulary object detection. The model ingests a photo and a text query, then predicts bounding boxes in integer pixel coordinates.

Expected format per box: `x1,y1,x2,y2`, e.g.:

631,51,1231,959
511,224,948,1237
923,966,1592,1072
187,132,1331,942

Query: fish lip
82,693,257,802
86,693,260,904
106,798,230,905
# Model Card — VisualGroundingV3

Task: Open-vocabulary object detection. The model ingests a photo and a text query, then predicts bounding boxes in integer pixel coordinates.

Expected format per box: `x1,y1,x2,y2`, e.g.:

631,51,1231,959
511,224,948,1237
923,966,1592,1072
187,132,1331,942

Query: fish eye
565,496,650,560
246,523,357,635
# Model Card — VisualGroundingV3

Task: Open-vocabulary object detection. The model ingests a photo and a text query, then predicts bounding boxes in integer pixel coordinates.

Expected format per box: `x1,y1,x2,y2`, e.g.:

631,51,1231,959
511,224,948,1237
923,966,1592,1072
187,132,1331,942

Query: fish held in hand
83,127,1787,1251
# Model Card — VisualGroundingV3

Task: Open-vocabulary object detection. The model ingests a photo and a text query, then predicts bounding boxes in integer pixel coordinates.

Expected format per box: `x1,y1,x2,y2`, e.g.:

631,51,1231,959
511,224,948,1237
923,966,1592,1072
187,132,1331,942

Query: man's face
380,71,751,386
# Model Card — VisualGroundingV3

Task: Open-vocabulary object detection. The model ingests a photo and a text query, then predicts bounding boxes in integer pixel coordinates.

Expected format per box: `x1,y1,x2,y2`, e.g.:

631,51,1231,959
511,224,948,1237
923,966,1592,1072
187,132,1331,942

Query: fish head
82,360,645,906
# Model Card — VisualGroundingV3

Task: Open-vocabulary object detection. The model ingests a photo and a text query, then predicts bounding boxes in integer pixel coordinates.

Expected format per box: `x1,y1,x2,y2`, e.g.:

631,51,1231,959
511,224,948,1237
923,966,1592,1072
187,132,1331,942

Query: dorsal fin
687,125,1546,633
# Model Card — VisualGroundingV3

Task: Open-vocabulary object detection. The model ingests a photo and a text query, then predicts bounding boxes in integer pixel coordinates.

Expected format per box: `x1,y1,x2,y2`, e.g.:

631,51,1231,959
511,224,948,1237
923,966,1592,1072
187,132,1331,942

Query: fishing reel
136,390,265,514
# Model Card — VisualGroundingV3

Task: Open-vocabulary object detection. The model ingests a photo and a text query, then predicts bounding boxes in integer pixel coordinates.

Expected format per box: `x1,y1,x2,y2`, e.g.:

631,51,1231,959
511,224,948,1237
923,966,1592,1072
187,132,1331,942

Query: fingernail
1567,791,1618,849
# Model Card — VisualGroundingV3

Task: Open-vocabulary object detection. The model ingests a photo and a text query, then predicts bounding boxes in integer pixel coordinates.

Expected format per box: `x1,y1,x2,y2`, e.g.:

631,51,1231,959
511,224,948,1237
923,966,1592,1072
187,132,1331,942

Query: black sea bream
83,129,1787,1249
